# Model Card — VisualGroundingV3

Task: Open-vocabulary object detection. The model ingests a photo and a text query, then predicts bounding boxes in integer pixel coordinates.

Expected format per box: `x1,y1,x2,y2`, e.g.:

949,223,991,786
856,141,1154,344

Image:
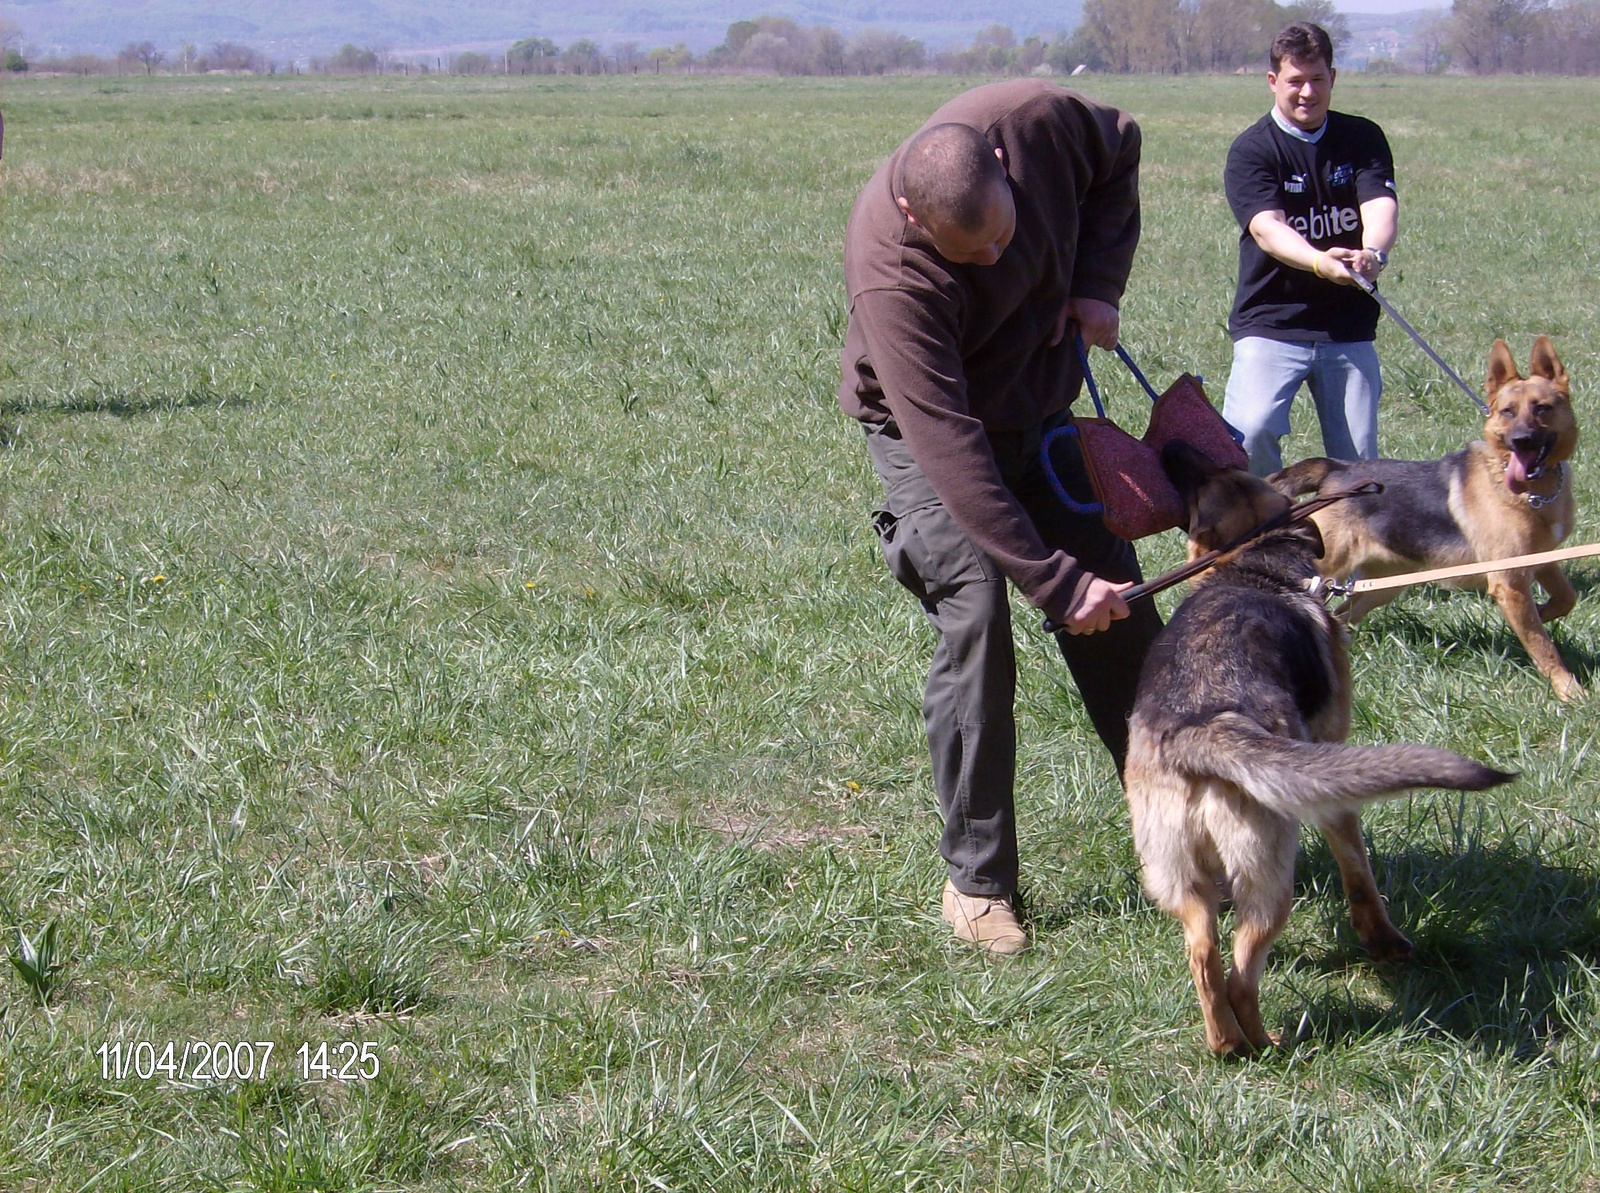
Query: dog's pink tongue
1505,452,1531,494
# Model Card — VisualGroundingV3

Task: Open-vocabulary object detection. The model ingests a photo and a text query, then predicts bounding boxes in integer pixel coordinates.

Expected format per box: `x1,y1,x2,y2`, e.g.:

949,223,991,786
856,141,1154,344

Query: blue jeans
1222,337,1382,476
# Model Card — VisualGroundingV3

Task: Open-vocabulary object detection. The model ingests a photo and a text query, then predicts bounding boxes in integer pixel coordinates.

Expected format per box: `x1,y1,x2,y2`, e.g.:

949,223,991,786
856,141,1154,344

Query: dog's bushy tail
1268,457,1344,499
1167,714,1514,816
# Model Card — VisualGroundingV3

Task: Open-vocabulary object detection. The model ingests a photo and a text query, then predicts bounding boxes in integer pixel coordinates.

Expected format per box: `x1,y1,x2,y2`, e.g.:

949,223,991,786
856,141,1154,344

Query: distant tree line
1077,0,1600,74
1071,0,1346,74
1432,0,1600,73
517,0,1600,76
16,39,270,75
5,0,1600,77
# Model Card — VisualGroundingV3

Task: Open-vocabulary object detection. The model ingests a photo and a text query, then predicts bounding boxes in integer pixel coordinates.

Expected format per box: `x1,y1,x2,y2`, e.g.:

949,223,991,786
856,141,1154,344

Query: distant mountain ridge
1,0,1445,65
2,0,1089,58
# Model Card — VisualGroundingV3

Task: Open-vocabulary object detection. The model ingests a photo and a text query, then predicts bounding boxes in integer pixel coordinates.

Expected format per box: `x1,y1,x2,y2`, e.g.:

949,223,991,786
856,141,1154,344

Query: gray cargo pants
864,416,1163,898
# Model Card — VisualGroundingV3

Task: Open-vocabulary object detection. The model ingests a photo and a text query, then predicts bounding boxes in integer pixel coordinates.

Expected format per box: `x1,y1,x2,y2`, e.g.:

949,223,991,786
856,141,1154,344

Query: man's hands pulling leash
1053,297,1120,350
1055,576,1134,635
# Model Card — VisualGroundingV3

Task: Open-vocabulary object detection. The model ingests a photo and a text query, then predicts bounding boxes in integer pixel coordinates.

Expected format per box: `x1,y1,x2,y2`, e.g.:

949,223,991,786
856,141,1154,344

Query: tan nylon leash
1043,503,1598,633
1333,542,1600,597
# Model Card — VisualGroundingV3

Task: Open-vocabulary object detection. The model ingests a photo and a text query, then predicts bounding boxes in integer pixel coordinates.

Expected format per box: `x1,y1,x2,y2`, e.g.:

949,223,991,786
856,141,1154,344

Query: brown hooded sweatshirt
839,80,1141,623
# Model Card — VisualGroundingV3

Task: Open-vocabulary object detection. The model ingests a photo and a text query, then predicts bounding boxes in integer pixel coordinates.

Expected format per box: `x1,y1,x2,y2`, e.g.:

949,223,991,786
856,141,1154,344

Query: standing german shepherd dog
1125,443,1513,1057
1272,337,1582,701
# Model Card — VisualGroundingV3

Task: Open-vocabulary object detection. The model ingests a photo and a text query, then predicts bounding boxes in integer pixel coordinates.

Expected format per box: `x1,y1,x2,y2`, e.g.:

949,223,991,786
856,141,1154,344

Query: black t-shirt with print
1226,111,1396,342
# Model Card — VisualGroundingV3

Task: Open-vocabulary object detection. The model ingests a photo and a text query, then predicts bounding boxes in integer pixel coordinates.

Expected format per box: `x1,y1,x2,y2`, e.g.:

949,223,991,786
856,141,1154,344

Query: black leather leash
1041,481,1383,634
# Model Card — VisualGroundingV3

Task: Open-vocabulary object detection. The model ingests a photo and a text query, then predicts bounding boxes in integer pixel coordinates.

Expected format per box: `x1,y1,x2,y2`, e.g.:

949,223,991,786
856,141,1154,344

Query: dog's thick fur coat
1125,443,1514,1056
1271,337,1583,700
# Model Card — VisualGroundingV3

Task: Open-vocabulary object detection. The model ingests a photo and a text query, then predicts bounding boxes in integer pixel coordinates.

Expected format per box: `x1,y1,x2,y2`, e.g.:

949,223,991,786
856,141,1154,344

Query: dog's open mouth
1505,441,1552,494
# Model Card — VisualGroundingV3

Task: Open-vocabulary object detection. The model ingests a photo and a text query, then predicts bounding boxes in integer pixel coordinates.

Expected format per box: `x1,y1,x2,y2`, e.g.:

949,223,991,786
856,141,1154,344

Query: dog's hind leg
1174,894,1250,1057
1129,766,1247,1055
1221,830,1296,1053
1316,811,1412,962
1192,787,1296,1054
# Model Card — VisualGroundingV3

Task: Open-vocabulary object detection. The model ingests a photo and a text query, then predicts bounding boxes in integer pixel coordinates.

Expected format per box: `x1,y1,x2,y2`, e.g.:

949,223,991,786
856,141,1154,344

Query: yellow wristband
1311,252,1327,279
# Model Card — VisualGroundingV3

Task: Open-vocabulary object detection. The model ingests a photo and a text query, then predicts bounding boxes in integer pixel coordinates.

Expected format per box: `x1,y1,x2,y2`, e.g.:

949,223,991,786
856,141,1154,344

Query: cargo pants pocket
871,500,995,605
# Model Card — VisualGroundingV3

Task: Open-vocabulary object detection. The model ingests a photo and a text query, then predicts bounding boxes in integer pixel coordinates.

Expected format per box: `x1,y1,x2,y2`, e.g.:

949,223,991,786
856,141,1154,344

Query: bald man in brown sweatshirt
840,80,1163,954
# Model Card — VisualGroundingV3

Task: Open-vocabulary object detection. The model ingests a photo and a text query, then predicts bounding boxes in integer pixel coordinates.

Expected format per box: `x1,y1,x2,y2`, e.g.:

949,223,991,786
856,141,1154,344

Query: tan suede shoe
941,880,1027,955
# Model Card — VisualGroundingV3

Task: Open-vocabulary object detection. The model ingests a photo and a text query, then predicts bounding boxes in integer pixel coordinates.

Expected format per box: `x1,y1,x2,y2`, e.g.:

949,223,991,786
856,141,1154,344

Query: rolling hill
2,0,1089,59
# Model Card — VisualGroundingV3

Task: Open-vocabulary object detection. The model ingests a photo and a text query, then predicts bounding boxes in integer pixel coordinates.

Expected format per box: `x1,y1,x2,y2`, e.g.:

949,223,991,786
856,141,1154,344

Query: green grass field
1,71,1598,1190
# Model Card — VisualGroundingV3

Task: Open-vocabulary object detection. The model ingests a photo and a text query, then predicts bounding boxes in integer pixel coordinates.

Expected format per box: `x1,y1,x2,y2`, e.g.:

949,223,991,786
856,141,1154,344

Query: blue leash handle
1040,336,1167,517
1040,424,1100,516
1072,334,1163,419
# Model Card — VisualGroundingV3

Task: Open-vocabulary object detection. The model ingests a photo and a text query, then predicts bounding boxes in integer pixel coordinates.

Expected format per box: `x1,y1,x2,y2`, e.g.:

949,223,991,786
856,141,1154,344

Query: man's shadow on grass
1283,834,1600,1057
0,388,247,420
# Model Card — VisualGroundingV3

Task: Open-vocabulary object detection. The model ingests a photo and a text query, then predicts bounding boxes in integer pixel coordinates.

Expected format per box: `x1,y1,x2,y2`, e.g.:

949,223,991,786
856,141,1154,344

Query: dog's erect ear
1486,339,1521,398
1164,439,1291,553
1529,335,1569,396
1159,439,1216,498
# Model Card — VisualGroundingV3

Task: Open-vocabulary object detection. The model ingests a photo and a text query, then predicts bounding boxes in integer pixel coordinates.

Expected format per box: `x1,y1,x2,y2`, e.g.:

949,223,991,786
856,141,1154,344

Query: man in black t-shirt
1221,23,1398,475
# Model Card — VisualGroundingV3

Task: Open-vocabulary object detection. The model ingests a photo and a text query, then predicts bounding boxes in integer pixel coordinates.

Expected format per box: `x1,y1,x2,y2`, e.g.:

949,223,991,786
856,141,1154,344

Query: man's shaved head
900,122,1007,234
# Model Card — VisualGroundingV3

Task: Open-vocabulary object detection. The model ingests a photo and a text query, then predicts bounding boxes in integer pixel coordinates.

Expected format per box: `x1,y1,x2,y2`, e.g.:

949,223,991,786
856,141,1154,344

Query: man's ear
895,195,921,227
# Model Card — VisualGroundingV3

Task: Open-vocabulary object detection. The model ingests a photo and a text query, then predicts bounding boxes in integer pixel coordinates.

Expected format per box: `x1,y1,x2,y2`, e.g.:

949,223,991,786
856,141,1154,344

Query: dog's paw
1210,1035,1255,1060
1210,1030,1279,1059
1361,925,1414,963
